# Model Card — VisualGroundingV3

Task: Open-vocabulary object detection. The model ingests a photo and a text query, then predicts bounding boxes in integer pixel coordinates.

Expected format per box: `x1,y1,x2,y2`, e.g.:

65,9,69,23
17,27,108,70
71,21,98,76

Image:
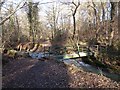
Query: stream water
29,52,120,82
63,59,120,82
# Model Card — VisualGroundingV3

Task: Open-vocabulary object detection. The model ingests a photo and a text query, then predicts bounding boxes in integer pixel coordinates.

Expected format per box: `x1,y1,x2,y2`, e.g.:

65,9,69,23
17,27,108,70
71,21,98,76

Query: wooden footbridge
40,45,94,60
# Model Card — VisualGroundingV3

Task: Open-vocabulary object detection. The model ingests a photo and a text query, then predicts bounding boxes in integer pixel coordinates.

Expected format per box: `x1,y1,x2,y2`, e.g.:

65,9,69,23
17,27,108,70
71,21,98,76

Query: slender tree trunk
90,1,98,40
72,2,80,39
15,15,20,43
0,16,3,48
110,2,117,21
101,2,105,21
118,1,120,39
72,15,76,39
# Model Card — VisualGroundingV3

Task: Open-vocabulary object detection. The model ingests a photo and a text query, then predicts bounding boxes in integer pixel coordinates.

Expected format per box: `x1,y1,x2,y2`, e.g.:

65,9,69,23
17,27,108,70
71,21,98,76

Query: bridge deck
41,46,93,59
53,51,93,60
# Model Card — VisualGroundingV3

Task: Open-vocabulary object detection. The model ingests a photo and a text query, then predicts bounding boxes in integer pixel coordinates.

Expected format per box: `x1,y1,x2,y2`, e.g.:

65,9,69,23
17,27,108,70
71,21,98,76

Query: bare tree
45,2,60,40
71,1,80,39
26,1,39,42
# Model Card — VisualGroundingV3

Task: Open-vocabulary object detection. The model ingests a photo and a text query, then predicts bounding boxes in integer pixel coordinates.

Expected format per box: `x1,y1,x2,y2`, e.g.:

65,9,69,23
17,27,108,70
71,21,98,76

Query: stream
29,52,120,82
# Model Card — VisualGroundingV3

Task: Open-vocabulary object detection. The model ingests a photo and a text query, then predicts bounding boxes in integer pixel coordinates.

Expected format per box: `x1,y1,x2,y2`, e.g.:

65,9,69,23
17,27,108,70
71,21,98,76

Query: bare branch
60,1,72,5
0,1,25,25
72,1,77,6
72,4,80,16
87,4,96,10
39,1,55,5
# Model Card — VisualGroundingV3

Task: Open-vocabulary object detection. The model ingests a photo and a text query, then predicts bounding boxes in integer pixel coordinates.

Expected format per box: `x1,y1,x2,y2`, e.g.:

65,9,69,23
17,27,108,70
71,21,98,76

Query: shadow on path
2,57,70,88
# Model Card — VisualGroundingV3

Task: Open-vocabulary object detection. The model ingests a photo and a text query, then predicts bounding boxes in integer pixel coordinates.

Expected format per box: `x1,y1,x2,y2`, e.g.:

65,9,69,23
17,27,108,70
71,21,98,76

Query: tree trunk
118,1,120,39
110,2,117,21
72,15,76,39
15,15,20,42
72,1,80,40
101,2,105,21
109,2,117,46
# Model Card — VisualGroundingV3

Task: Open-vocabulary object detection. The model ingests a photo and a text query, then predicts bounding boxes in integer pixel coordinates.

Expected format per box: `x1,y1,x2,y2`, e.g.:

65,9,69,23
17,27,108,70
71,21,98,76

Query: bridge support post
43,46,45,57
48,47,50,58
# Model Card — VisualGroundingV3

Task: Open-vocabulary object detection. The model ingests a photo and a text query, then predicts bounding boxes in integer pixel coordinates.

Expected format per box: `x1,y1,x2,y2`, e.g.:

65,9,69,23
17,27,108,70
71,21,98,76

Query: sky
1,0,118,22
1,0,53,16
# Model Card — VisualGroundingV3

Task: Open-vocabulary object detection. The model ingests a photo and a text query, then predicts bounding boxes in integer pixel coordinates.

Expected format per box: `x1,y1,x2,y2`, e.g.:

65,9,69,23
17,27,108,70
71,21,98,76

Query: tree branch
72,1,77,7
0,1,24,25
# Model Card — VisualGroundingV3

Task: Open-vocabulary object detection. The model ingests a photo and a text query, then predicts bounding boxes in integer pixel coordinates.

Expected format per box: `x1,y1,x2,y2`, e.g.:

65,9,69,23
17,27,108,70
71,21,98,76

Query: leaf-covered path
2,57,120,88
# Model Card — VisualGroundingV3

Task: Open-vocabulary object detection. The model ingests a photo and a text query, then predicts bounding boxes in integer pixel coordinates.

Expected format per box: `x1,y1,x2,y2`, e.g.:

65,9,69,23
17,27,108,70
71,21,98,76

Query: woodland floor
2,56,120,88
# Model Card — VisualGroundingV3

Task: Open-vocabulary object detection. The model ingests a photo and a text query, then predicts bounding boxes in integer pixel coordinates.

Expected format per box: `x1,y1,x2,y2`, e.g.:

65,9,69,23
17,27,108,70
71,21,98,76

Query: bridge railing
42,45,92,57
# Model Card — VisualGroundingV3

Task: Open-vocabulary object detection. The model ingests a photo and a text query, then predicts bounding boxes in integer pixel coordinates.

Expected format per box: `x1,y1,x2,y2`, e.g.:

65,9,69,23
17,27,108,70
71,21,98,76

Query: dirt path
2,57,120,88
